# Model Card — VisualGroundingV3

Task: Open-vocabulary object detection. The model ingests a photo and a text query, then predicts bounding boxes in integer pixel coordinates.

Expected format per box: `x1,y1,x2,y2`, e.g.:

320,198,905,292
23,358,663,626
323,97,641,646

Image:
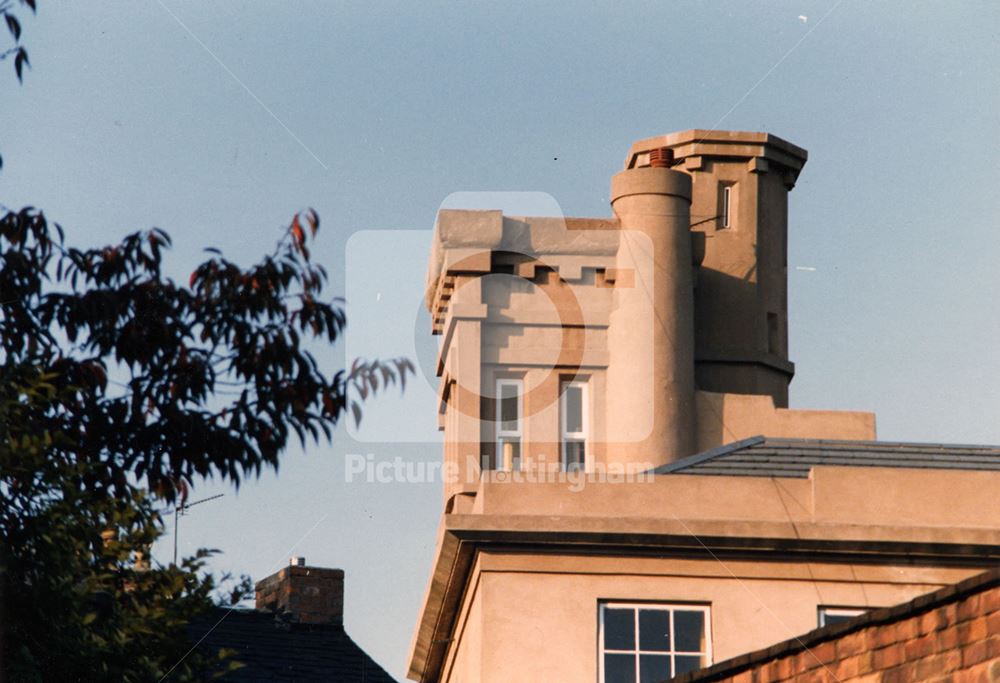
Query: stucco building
407,130,1000,682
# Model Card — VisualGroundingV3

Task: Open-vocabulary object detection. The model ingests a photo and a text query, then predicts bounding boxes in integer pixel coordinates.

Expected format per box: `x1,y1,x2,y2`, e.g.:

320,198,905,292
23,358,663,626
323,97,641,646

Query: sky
3,1,999,678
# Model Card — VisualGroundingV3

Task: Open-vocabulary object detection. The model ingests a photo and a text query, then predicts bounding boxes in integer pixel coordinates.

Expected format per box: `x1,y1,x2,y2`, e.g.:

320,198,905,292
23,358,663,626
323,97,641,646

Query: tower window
721,184,734,229
599,602,712,682
767,312,779,354
560,380,587,472
495,379,522,471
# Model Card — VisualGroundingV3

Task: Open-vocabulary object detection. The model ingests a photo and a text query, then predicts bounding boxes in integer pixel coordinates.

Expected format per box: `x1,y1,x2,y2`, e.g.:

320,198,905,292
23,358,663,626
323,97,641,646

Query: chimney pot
290,556,305,567
648,147,674,168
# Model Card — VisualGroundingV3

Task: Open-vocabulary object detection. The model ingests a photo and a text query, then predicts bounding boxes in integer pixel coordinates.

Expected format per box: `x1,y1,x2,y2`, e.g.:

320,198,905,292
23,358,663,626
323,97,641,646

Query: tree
0,5,412,679
0,0,32,77
0,208,411,681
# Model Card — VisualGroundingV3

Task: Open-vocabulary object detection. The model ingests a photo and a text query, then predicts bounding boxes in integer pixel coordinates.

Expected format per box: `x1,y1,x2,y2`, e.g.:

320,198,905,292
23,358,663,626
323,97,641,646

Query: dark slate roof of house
189,609,398,683
653,435,1000,478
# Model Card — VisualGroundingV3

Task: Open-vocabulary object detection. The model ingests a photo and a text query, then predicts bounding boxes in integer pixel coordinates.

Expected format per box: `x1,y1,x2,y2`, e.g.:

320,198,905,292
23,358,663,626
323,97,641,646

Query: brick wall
673,570,999,683
255,564,345,625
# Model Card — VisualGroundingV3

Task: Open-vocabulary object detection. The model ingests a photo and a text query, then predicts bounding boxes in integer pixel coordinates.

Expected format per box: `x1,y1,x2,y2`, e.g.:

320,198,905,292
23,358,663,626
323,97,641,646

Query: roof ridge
762,436,1000,451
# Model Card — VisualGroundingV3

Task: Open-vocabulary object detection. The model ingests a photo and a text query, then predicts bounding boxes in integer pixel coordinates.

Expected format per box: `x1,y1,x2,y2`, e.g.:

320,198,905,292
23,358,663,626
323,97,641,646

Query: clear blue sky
4,2,999,678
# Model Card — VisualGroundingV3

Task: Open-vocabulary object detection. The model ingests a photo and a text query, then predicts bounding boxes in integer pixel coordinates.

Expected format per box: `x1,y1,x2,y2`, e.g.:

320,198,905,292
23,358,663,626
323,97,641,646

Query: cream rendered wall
471,468,999,531
439,555,981,683
478,267,612,472
443,575,483,683
695,391,876,448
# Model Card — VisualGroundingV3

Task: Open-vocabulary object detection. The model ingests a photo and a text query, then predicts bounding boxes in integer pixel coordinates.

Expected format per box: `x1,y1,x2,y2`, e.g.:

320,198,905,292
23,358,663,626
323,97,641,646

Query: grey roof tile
189,609,399,683
654,437,1000,478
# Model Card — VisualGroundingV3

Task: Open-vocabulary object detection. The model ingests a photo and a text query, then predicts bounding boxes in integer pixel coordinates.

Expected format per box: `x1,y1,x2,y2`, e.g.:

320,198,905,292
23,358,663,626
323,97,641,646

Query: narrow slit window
721,185,733,229
495,379,522,471
560,380,587,472
767,312,779,354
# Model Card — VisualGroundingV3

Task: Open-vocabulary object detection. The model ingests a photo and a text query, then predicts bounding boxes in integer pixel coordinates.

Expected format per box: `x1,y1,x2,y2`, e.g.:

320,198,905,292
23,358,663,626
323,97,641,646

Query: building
407,130,1000,682
193,559,397,682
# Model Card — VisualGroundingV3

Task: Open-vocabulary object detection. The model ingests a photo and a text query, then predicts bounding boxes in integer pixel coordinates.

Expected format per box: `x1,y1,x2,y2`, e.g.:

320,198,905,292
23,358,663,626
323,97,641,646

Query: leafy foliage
1,0,35,172
2,207,410,502
2,4,411,677
0,209,412,680
0,0,32,84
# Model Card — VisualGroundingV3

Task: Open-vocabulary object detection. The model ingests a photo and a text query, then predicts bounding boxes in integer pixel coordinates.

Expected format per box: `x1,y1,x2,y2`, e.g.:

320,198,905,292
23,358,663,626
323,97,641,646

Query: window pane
819,608,866,627
675,655,705,675
563,384,583,433
822,612,852,626
638,610,670,652
603,654,635,683
673,610,705,652
564,440,585,471
639,654,670,683
499,383,519,432
603,608,635,650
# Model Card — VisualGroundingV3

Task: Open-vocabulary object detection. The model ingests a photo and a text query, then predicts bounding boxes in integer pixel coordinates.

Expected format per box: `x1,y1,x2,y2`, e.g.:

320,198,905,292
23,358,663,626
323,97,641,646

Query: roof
654,435,1000,478
190,609,398,683
669,568,1000,683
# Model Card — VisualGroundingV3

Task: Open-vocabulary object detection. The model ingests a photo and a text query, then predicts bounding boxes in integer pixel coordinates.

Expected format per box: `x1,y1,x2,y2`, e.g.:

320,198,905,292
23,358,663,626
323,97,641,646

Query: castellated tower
425,130,862,500
626,131,807,407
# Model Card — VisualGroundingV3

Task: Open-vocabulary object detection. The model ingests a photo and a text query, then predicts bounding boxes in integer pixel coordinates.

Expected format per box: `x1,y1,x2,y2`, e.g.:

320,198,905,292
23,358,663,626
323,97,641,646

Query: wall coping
670,568,1000,683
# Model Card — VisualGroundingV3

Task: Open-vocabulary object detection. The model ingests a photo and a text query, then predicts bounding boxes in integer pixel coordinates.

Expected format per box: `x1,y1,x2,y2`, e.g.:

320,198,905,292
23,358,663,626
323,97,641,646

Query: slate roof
189,609,398,683
653,435,1000,478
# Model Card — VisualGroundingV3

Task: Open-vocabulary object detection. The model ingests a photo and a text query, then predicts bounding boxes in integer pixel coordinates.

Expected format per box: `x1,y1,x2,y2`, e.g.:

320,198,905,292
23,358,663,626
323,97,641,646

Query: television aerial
171,493,225,565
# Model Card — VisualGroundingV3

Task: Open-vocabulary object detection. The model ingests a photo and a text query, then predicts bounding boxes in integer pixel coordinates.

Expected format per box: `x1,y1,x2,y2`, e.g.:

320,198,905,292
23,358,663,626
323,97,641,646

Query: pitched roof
190,609,398,683
654,435,1000,478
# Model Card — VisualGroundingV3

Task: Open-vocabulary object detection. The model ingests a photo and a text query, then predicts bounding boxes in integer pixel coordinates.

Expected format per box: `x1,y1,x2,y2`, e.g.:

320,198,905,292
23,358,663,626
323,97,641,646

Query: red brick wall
254,565,345,625
674,570,999,683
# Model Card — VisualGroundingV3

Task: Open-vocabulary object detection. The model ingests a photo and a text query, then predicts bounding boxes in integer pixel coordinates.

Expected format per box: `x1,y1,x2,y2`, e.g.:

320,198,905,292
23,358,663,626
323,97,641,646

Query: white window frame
495,378,523,471
560,380,588,472
721,184,733,229
818,606,868,627
598,602,713,683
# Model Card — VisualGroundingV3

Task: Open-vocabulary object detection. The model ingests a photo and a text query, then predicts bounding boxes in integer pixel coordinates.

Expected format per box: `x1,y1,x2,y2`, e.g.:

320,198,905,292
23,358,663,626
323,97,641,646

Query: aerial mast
172,493,225,565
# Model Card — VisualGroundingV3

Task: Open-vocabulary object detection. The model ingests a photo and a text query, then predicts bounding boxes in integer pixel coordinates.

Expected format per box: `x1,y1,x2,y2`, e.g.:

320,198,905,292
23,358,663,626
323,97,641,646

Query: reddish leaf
290,215,305,249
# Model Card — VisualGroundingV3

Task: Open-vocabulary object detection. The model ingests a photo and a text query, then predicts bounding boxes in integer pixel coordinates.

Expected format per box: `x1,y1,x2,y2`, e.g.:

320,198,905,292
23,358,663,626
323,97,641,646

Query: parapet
626,129,808,187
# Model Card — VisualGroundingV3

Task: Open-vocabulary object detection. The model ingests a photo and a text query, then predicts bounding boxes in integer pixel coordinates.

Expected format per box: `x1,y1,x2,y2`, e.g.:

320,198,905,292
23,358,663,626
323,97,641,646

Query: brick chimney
254,558,344,625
